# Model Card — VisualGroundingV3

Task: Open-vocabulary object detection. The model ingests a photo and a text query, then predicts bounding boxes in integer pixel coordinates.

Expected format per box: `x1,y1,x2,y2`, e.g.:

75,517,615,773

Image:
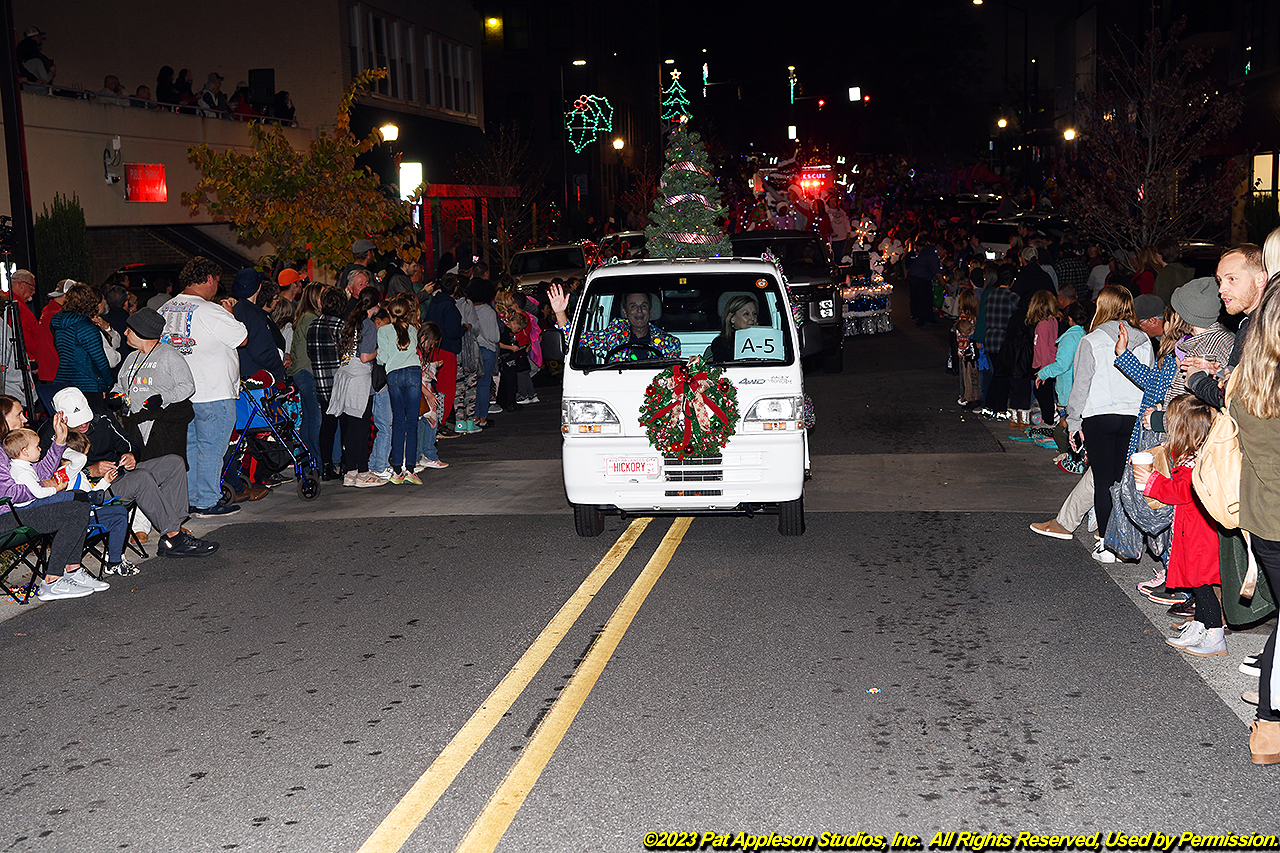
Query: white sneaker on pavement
65,569,109,592
36,576,95,601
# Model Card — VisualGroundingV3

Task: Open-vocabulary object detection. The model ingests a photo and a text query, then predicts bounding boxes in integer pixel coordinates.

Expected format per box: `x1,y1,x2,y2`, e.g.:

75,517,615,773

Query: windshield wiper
581,357,684,374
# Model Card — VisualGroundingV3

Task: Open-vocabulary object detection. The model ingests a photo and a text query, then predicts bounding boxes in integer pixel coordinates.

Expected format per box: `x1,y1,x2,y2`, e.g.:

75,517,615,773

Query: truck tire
574,504,605,537
822,328,844,373
778,495,805,535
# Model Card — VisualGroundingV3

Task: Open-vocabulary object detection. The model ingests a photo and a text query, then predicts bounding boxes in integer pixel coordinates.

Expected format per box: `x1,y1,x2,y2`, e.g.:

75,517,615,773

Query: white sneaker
1168,621,1206,649
370,468,393,480
1090,540,1115,563
415,457,449,470
1183,626,1228,657
488,404,504,414
343,471,358,487
36,576,95,601
65,569,109,592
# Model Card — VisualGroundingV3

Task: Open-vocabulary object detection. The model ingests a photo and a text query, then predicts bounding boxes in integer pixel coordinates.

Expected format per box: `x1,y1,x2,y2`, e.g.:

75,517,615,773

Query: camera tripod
0,262,38,416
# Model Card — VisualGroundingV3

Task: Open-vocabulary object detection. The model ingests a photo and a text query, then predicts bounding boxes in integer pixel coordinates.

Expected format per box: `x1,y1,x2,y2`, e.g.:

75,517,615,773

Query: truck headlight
743,396,803,431
562,399,622,435
818,298,835,319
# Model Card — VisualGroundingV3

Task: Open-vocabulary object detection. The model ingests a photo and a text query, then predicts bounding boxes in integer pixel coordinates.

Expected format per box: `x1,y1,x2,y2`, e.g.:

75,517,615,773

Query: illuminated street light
399,162,422,200
997,118,1008,128
379,124,398,142
573,59,587,66
1063,128,1077,141
613,138,624,150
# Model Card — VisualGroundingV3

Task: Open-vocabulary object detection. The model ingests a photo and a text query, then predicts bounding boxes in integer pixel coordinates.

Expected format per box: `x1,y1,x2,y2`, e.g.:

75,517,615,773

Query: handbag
1142,444,1173,511
1191,372,1241,529
370,362,388,393
1220,529,1276,626
1104,480,1145,561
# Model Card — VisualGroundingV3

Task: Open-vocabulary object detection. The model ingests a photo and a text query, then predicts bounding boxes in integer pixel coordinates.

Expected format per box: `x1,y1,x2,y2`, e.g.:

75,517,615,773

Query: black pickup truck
728,230,842,372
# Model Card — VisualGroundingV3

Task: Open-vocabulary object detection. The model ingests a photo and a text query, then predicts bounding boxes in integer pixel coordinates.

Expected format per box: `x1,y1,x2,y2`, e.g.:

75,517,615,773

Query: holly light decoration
564,94,614,153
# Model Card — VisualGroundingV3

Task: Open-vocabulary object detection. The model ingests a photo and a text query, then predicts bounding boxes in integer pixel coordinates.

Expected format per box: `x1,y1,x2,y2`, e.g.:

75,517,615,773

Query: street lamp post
973,0,1028,172
561,59,586,238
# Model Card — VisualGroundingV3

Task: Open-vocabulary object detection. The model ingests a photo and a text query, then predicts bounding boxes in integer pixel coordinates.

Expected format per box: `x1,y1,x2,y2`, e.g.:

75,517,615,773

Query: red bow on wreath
641,362,729,456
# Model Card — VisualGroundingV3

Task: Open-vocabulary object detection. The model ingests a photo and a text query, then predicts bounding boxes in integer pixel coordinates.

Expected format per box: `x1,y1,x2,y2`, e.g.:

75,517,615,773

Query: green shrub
1244,193,1280,244
33,192,93,285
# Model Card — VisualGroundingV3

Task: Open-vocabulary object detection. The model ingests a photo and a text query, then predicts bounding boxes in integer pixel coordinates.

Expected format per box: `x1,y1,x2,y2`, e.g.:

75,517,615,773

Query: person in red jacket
6,270,57,382
1136,394,1222,656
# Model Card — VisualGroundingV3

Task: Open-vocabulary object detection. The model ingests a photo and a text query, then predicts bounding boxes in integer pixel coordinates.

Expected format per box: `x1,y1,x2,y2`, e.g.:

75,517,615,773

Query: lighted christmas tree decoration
564,95,614,153
660,69,691,123
643,120,730,259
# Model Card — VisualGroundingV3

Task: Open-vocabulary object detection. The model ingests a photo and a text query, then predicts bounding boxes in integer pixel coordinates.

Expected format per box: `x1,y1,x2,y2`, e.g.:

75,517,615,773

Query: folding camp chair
0,498,52,604
82,499,147,578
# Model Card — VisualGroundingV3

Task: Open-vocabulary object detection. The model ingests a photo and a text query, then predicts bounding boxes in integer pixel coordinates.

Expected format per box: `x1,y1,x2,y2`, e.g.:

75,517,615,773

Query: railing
19,82,296,127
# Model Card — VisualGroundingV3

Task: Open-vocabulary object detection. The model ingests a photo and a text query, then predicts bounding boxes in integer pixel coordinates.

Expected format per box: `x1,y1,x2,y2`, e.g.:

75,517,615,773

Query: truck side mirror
799,320,823,357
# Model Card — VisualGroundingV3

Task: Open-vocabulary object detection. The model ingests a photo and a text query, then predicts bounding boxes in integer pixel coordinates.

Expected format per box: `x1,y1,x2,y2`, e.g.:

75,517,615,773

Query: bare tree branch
1064,18,1244,256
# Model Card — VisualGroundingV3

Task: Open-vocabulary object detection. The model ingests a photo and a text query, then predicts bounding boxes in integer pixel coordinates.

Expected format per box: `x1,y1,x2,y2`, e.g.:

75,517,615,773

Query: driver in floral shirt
549,288,680,360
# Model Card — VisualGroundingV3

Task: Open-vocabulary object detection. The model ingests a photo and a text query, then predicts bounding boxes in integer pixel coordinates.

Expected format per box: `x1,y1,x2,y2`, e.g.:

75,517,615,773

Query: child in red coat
1135,394,1223,656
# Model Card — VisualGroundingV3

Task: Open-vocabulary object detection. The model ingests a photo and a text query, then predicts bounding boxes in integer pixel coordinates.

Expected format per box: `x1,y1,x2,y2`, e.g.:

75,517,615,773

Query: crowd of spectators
891,212,1280,765
15,26,295,124
0,240,564,602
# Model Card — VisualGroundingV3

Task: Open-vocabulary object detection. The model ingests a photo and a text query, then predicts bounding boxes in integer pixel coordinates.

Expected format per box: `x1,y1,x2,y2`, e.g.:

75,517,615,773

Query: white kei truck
559,257,813,536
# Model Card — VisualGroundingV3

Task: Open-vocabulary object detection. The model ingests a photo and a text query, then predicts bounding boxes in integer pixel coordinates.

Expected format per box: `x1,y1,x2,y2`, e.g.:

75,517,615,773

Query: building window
548,4,573,51
504,6,529,51
425,34,475,117
349,4,417,103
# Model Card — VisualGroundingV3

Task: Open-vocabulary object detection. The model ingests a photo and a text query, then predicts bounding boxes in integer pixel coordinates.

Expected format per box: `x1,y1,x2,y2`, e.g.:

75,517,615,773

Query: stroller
218,381,321,504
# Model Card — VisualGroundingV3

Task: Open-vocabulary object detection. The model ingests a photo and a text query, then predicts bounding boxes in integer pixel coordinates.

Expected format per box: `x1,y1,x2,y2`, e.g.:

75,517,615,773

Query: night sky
656,0,1074,160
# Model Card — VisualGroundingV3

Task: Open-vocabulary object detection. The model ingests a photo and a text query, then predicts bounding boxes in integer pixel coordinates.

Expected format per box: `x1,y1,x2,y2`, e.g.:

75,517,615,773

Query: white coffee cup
1131,451,1154,481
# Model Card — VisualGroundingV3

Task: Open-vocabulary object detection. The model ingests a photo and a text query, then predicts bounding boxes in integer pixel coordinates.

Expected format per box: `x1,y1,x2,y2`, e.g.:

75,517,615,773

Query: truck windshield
730,236,829,279
568,272,795,370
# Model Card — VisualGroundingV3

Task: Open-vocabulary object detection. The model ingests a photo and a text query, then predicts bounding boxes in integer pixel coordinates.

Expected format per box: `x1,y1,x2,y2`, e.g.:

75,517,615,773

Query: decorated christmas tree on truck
644,71,729,259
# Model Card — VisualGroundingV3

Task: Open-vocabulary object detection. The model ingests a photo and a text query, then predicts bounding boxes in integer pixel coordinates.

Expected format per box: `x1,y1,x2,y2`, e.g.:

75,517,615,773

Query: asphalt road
1,286,1274,853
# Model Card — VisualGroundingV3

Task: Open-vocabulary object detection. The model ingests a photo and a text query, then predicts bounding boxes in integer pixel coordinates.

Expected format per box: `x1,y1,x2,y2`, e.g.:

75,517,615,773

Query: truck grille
663,455,723,483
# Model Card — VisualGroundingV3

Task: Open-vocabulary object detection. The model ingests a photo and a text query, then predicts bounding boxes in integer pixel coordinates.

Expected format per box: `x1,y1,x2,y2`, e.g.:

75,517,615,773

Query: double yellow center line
358,516,692,853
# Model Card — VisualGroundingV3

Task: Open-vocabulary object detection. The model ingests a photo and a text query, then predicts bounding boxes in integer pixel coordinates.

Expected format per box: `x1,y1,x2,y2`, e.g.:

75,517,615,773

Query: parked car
100,262,184,307
1179,241,1227,279
598,231,647,260
508,243,594,294
974,214,1077,261
729,229,842,372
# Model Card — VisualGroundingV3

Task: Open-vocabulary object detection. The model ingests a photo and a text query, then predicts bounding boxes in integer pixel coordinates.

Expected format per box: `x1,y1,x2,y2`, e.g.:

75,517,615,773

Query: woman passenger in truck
706,294,759,363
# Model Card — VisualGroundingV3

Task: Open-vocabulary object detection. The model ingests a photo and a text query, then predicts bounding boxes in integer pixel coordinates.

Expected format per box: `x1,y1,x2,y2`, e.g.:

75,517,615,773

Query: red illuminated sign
797,167,833,193
125,163,168,203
